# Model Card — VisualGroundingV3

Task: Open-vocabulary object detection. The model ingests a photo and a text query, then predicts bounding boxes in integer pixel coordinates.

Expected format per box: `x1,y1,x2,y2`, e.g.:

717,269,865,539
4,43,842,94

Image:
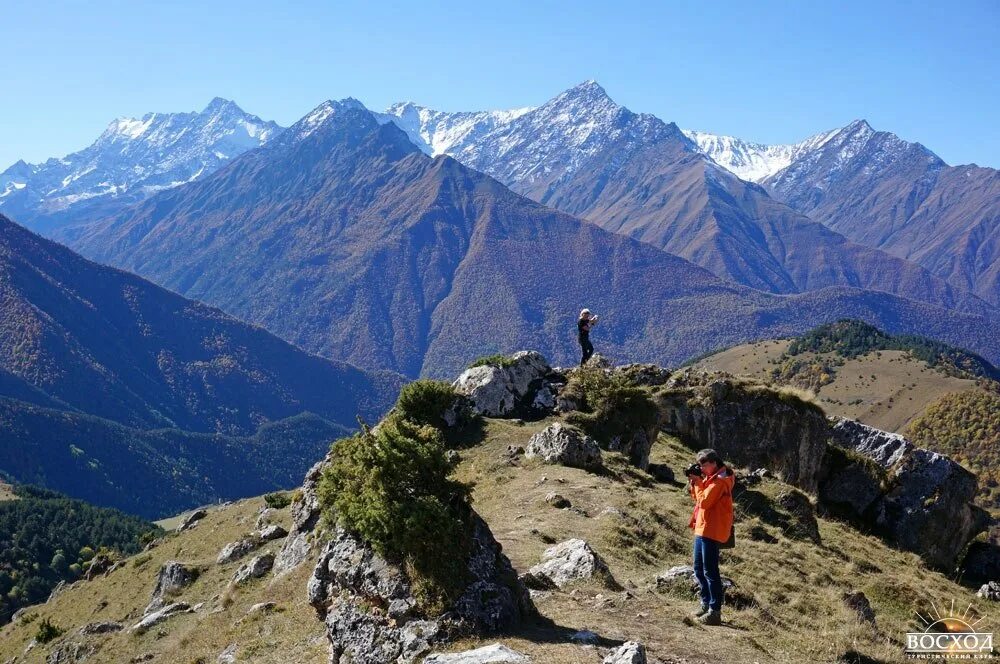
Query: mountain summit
0,99,282,232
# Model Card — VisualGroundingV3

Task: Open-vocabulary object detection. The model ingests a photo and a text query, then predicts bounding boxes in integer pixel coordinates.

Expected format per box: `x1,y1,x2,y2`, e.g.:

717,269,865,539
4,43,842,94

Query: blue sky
2,0,998,168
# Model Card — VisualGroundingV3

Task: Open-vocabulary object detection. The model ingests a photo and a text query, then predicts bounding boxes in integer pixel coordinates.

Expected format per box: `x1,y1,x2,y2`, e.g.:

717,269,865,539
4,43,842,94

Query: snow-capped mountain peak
682,127,841,182
0,99,283,230
378,102,533,156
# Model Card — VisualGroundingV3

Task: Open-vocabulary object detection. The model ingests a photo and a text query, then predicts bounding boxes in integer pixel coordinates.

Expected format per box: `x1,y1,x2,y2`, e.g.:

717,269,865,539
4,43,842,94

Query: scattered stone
217,536,261,564
247,602,277,615
545,492,571,509
255,508,274,530
655,565,735,593
177,509,207,532
83,553,116,581
130,602,190,633
146,561,197,613
258,524,288,541
218,643,238,664
977,581,1000,601
79,621,122,635
424,644,530,663
233,553,274,586
842,591,876,625
46,642,94,663
604,641,646,664
527,539,614,588
525,423,603,470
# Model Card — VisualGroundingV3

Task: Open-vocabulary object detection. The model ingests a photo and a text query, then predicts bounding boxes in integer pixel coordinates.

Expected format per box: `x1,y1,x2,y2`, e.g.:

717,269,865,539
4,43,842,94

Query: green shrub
564,366,660,456
263,492,292,509
35,617,63,644
469,354,517,369
317,417,471,614
395,380,460,429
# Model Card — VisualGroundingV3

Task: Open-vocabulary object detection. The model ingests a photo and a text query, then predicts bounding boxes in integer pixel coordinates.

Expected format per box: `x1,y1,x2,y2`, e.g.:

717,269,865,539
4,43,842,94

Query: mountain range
0,98,280,233
56,99,1000,380
0,213,400,515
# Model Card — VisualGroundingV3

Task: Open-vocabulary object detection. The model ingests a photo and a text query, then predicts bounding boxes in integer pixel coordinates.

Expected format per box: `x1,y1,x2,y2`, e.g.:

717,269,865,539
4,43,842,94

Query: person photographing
685,448,734,625
578,308,599,366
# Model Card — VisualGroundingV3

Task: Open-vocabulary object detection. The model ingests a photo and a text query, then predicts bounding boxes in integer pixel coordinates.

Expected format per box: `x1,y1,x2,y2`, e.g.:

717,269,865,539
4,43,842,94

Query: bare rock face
424,644,531,663
232,554,274,586
217,537,261,565
525,423,602,470
130,602,191,633
452,351,557,418
274,454,330,575
827,418,990,569
176,509,207,532
146,561,197,614
603,641,647,664
655,379,829,493
308,513,535,664
526,539,613,588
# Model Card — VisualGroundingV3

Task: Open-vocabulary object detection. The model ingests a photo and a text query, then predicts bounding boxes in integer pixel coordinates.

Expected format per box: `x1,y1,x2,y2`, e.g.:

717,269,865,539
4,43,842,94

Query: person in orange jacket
686,448,734,626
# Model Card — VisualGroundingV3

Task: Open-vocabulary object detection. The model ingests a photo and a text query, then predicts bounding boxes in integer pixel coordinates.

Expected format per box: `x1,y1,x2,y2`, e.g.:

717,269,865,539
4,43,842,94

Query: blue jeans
693,535,724,611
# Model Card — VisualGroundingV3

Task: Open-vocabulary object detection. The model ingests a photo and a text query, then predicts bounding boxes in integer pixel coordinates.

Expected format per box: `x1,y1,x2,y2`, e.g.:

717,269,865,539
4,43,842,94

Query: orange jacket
688,467,735,544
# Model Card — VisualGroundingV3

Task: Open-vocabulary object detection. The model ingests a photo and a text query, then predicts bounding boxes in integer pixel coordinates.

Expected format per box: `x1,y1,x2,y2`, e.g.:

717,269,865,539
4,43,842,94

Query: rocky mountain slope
382,82,994,317
0,214,401,515
0,99,281,233
60,99,1000,378
681,127,841,182
760,120,1000,305
2,351,996,664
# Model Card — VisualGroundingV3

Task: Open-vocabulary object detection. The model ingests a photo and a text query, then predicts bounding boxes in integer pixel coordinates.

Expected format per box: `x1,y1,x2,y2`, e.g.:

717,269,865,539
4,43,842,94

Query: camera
685,463,702,478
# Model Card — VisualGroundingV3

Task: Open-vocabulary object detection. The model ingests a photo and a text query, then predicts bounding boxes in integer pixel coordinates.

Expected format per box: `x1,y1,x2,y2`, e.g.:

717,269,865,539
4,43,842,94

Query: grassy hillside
1,417,991,663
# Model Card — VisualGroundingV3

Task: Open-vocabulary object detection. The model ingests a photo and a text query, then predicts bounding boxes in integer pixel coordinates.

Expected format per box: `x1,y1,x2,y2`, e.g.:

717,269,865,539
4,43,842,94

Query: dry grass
2,415,994,663
693,342,980,433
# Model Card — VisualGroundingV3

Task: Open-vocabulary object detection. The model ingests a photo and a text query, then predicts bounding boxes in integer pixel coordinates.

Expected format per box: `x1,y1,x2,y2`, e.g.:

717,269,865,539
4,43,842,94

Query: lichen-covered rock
218,644,238,664
525,423,602,470
829,418,990,568
275,454,331,575
424,644,530,663
452,351,554,418
217,537,261,565
176,509,207,532
258,524,288,542
45,642,94,664
527,539,613,588
977,582,1000,601
130,602,191,633
309,513,534,664
232,553,274,586
603,641,646,664
79,621,122,635
655,379,829,493
146,561,197,614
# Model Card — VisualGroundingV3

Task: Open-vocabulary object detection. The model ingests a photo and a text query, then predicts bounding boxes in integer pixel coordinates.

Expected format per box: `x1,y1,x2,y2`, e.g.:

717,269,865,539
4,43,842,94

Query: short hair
696,448,724,466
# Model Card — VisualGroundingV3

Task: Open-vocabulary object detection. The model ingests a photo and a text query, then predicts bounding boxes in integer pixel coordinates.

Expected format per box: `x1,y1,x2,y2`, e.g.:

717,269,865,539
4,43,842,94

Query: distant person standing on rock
577,309,598,366
685,448,735,626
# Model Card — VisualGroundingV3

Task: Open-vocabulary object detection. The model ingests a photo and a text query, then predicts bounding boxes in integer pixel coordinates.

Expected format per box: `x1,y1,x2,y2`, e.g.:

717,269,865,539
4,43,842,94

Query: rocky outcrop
424,644,530,663
452,351,562,418
308,513,534,664
525,423,602,470
603,642,646,664
177,509,207,532
146,561,197,613
233,554,274,586
655,378,829,493
526,539,614,588
79,621,123,635
977,582,1000,601
131,602,191,633
274,455,329,575
827,418,990,568
258,524,288,542
217,537,262,565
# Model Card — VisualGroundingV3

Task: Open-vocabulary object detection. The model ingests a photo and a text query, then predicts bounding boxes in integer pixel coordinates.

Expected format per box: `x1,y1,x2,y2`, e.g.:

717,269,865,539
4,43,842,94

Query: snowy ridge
682,127,841,182
378,103,533,156
0,98,282,227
